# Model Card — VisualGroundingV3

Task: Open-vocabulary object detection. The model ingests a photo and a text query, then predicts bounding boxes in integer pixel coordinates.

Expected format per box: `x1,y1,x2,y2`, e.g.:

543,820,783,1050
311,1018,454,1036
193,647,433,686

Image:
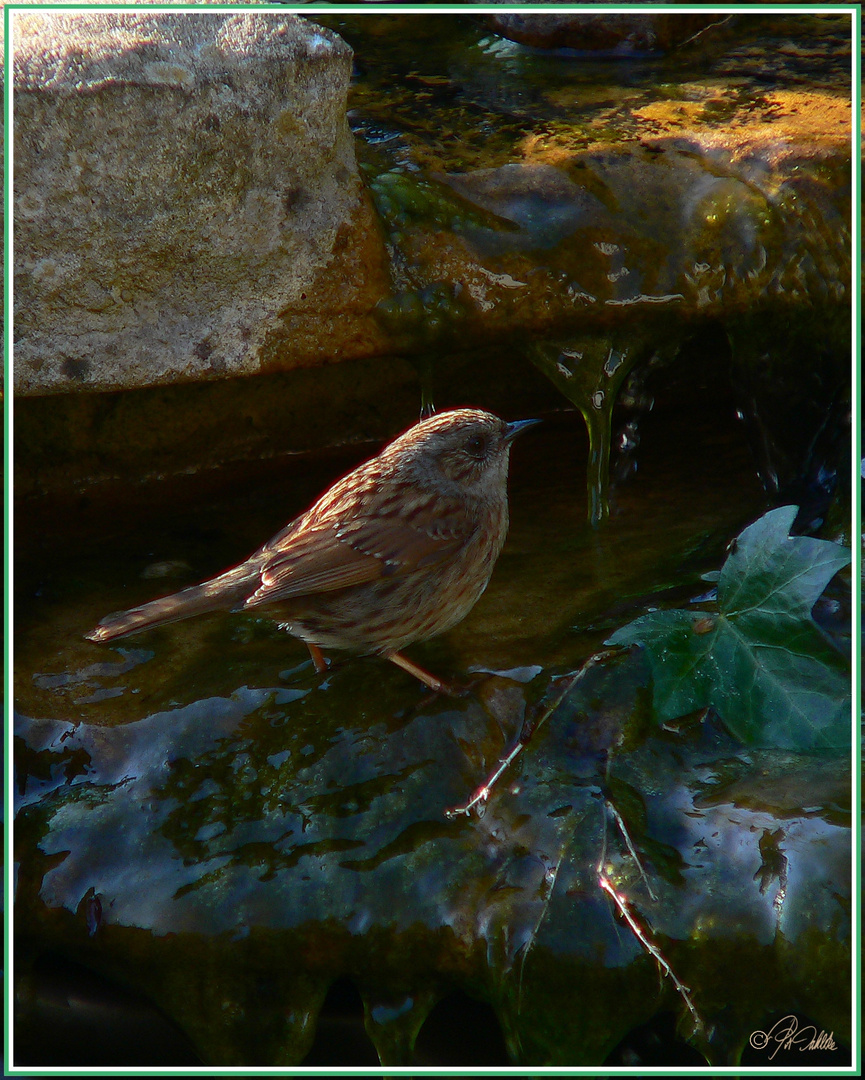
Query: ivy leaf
607,506,851,750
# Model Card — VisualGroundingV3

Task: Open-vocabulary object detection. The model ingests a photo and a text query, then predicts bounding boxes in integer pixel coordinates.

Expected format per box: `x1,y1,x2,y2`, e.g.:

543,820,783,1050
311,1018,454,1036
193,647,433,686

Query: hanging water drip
529,331,678,525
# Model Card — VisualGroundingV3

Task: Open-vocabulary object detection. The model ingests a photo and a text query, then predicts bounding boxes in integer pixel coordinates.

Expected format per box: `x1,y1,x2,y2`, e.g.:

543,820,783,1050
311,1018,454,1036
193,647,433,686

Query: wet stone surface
14,404,852,1067
13,9,852,1070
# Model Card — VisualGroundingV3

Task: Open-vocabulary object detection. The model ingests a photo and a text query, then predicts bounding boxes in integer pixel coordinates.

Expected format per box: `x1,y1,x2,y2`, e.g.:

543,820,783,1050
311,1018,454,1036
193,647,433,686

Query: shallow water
314,10,851,530
318,12,851,174
14,393,852,1067
13,9,853,1068
15,397,763,725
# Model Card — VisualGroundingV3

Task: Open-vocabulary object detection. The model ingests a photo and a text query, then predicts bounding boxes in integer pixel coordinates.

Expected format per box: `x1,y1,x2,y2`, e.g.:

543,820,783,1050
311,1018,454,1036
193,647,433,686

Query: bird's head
385,408,540,500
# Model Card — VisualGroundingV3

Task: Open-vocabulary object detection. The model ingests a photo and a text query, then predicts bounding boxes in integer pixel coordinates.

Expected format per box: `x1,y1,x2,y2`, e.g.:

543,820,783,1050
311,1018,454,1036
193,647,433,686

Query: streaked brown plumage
86,408,539,691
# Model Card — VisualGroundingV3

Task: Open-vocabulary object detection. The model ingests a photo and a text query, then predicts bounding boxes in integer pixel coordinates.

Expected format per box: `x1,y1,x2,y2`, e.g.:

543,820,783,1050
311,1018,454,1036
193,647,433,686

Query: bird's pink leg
306,642,328,673
386,651,448,694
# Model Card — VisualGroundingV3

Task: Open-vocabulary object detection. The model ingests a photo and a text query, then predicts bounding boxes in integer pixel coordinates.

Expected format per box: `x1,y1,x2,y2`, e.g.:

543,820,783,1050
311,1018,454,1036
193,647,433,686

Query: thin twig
598,872,701,1029
678,13,735,48
445,650,619,818
445,739,526,818
606,799,657,902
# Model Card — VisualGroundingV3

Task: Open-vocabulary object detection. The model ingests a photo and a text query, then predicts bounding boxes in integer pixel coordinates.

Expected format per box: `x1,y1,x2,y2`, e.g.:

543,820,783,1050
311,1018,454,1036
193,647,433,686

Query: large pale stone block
13,11,359,394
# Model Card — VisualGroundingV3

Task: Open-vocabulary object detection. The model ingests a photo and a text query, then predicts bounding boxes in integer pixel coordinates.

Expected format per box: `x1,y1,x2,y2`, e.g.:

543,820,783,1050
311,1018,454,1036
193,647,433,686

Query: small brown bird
86,408,540,692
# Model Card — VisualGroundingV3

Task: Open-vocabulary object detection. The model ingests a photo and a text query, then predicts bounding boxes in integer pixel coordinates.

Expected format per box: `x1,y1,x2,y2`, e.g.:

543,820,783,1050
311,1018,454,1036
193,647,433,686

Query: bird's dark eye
464,434,488,460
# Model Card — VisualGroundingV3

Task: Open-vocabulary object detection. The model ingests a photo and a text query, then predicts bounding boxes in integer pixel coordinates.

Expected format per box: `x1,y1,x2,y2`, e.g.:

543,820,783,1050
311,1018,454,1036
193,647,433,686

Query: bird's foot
306,642,330,674
386,651,474,698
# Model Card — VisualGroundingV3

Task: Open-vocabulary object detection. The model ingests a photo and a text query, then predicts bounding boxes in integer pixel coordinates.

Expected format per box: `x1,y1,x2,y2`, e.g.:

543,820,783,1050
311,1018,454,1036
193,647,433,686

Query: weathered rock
14,653,851,1065
11,11,852,506
13,11,390,395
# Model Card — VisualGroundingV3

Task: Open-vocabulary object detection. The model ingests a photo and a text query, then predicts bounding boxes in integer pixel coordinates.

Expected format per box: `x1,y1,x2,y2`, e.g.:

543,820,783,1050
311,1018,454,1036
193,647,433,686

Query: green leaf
718,505,850,619
608,506,851,750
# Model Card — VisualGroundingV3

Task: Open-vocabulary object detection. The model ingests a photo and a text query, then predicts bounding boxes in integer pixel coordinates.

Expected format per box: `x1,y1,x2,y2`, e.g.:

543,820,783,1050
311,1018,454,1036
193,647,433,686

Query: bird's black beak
504,418,542,443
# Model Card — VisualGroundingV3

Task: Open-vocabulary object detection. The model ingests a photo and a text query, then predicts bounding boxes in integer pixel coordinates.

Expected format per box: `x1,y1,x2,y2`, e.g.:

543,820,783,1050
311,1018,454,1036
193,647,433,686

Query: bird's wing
243,494,473,608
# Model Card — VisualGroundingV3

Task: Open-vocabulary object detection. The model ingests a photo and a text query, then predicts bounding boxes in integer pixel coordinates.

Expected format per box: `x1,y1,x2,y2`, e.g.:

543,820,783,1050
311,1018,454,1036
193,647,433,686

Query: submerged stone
14,647,851,1066
438,163,607,253
484,13,729,54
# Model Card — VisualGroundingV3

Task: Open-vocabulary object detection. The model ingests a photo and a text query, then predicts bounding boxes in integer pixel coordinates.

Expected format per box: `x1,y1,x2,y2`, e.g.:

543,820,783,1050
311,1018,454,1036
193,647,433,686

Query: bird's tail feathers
85,569,252,643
